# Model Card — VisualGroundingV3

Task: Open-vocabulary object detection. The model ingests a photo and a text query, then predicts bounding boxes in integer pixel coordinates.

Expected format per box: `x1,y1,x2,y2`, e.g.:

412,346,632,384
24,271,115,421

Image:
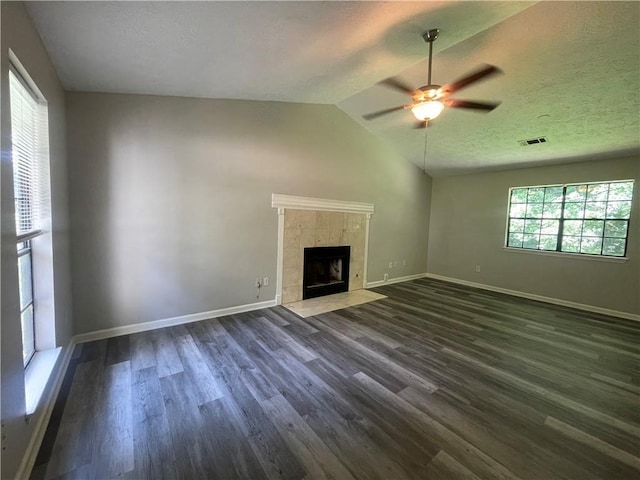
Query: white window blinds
9,69,51,237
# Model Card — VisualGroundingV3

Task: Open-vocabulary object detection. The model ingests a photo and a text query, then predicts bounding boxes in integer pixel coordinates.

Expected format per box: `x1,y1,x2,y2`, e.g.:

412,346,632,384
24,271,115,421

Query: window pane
510,188,528,203
509,203,526,218
580,237,602,255
541,219,559,235
563,202,584,219
544,186,564,202
584,201,606,218
18,253,33,311
562,235,581,253
604,220,628,238
508,233,523,248
542,203,562,219
539,235,558,250
507,180,633,258
523,234,539,249
563,220,583,236
524,219,541,234
565,185,587,202
608,182,634,201
21,304,35,365
526,203,543,218
602,238,626,256
509,219,525,233
606,201,632,219
587,183,609,201
527,188,545,203
582,220,604,237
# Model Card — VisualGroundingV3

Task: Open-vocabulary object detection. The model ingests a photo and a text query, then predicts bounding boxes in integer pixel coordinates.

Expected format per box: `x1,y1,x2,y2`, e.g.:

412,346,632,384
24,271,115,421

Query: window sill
25,347,61,416
503,247,628,263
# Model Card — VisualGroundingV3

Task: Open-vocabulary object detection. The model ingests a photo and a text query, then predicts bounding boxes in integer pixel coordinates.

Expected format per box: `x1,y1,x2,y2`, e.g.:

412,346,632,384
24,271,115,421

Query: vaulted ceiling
26,1,640,176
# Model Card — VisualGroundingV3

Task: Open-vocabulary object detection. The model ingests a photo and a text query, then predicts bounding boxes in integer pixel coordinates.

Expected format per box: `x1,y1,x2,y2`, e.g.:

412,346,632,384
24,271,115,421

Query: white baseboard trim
366,272,427,289
16,340,75,480
72,299,277,344
425,273,640,322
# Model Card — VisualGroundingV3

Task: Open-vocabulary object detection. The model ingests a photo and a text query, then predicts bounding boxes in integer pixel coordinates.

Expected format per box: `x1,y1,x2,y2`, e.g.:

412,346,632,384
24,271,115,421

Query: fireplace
303,246,350,300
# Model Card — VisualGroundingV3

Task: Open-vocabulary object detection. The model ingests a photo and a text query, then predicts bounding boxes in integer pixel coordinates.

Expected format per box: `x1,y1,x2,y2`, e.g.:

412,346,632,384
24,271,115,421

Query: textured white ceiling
338,1,640,175
25,1,640,176
25,1,532,104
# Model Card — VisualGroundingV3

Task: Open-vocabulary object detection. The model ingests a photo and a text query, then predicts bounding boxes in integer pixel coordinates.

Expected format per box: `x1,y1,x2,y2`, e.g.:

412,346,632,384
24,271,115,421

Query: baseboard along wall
72,299,277,344
365,273,428,289
425,273,640,322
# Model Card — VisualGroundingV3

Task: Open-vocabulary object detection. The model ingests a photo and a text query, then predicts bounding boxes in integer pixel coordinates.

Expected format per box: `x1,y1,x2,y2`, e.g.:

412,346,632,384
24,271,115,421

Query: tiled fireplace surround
272,195,374,305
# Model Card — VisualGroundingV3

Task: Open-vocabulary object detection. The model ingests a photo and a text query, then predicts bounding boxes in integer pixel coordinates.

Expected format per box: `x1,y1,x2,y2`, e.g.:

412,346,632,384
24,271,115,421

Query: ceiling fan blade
362,105,407,120
445,99,500,111
379,77,416,95
443,64,502,94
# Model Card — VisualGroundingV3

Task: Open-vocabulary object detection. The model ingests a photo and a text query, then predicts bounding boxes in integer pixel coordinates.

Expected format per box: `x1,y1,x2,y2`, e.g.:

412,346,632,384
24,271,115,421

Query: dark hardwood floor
31,278,640,479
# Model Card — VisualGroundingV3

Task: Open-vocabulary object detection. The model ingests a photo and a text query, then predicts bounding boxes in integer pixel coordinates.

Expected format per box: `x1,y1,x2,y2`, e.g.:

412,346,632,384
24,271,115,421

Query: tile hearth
284,289,386,318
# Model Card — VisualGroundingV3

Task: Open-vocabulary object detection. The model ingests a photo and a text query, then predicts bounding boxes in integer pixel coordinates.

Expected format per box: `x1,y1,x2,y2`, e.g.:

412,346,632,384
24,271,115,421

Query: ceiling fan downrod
422,29,439,87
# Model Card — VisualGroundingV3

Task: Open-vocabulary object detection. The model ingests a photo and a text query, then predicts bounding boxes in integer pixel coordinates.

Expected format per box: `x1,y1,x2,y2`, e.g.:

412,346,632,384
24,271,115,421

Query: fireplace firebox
303,246,350,300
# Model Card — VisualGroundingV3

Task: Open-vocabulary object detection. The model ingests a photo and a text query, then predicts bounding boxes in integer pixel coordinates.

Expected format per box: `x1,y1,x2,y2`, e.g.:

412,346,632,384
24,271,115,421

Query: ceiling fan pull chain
423,127,429,173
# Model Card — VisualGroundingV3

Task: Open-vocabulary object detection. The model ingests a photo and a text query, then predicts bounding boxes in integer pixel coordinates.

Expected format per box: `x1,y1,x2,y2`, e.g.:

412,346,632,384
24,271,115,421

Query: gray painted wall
1,3,73,478
66,92,432,334
427,156,640,315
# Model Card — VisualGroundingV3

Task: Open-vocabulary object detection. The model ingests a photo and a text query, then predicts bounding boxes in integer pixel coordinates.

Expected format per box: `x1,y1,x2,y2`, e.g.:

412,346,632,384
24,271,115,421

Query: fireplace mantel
272,194,375,215
272,194,374,305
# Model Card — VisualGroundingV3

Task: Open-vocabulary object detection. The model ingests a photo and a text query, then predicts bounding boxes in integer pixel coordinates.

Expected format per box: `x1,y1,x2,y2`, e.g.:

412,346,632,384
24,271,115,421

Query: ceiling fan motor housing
414,85,442,102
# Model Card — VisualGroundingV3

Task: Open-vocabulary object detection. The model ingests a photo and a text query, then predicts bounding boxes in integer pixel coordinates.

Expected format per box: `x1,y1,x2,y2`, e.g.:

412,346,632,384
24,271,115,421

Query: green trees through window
507,180,634,257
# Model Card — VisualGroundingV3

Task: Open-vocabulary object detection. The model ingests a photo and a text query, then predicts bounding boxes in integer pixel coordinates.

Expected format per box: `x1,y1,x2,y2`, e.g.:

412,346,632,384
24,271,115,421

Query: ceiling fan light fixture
362,30,501,125
411,100,444,121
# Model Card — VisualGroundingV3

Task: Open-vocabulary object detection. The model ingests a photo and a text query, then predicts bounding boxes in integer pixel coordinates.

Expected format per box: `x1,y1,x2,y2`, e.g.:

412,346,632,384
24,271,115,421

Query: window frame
504,180,634,258
9,59,52,368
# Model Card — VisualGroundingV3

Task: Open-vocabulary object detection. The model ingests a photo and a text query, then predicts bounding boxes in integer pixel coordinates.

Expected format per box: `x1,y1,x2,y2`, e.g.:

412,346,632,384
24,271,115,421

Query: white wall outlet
255,278,262,287
475,265,481,272
263,277,269,286
383,273,389,281
393,261,398,267
402,259,406,266
388,261,393,269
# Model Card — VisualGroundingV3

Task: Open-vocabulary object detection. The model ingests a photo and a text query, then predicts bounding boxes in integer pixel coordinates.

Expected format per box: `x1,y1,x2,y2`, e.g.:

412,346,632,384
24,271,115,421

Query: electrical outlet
475,265,481,272
402,259,406,266
263,277,269,286
383,273,389,281
255,278,262,287
393,261,398,267
388,261,393,269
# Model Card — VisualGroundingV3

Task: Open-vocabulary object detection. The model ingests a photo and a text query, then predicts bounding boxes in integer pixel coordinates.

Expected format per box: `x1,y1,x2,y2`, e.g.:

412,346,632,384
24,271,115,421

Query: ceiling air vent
518,136,547,146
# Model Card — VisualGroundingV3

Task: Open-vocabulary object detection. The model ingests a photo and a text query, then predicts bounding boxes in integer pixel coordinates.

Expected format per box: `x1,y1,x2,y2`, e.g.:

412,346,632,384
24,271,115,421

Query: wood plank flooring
30,278,640,479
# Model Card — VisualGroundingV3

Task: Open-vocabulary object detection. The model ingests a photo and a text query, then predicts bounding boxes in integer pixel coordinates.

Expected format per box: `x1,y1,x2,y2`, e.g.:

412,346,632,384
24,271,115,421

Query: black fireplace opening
303,246,350,300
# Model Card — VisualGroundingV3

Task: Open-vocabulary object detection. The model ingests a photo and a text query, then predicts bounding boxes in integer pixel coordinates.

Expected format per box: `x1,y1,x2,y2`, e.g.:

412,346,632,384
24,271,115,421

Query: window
9,65,51,367
506,180,634,257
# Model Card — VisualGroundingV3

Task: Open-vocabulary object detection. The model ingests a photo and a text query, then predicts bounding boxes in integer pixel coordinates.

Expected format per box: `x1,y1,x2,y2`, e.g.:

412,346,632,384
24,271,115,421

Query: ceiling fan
363,29,502,128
